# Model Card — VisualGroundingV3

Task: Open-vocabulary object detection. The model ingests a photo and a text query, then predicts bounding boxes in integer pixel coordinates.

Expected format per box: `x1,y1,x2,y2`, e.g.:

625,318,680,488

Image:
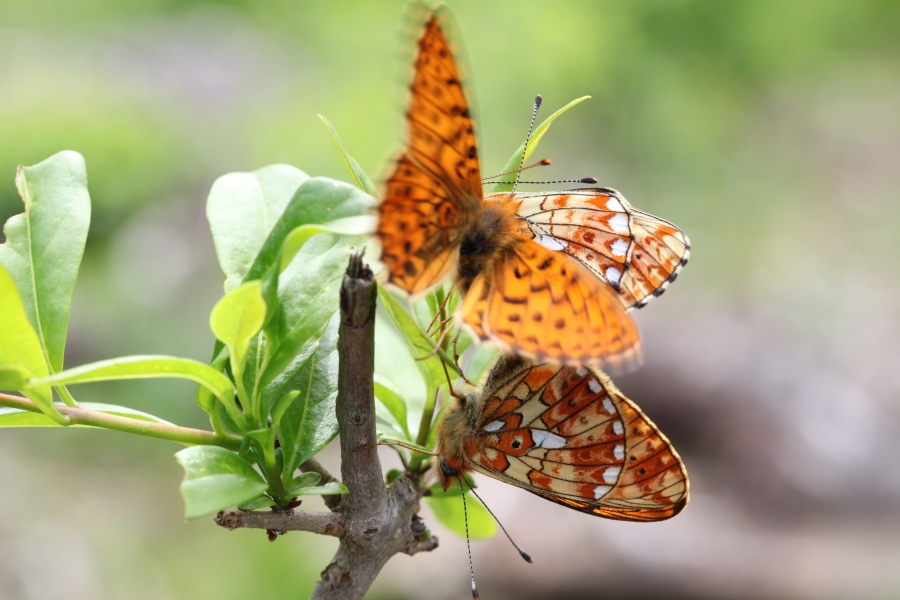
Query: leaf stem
0,392,242,450
55,384,78,407
408,386,440,473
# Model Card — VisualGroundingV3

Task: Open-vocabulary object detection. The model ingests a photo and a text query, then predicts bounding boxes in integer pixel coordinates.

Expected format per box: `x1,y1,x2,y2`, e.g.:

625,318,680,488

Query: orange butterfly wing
377,11,483,296
457,237,642,373
505,188,690,309
463,356,688,522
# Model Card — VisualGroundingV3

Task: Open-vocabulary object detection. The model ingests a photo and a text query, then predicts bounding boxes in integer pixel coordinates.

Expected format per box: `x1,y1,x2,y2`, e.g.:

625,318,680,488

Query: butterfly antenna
510,94,543,196
459,479,480,600
482,158,551,182
463,478,533,563
515,177,599,185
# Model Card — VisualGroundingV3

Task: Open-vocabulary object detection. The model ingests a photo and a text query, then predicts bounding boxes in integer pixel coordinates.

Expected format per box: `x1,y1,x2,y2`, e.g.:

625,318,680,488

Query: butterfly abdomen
456,200,519,292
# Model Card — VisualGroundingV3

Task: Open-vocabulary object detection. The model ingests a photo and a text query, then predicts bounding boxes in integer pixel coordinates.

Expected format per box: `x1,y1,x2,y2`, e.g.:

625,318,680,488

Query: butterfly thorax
456,199,519,293
434,392,484,491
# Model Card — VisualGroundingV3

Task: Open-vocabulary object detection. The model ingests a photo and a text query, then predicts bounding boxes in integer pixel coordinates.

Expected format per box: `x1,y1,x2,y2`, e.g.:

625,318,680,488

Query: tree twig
0,392,242,450
215,508,345,537
310,252,437,599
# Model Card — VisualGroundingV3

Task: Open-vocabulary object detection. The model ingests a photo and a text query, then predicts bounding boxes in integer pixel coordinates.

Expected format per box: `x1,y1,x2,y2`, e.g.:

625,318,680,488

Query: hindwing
464,355,688,522
505,188,691,309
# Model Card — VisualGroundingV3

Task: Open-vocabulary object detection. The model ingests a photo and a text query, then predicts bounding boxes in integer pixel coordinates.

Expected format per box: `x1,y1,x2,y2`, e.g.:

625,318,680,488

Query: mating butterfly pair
376,9,689,523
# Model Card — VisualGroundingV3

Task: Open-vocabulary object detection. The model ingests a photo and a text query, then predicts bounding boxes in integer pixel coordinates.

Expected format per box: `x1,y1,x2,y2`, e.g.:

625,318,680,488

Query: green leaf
242,176,376,286
318,114,379,196
26,355,244,429
490,96,591,193
289,482,349,497
289,472,321,489
206,164,309,293
197,348,229,417
378,288,460,395
209,280,266,386
425,481,497,540
277,313,341,479
277,217,376,273
259,238,355,409
0,151,91,373
0,402,172,428
374,376,410,440
175,446,269,520
239,495,276,511
0,365,31,390
0,265,59,422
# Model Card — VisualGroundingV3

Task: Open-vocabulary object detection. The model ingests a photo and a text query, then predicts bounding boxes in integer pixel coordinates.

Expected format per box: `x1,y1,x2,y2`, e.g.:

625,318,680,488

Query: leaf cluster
0,99,586,539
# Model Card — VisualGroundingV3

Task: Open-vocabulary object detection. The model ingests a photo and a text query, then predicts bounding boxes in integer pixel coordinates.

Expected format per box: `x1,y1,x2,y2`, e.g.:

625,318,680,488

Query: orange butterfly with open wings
436,355,689,522
376,9,690,371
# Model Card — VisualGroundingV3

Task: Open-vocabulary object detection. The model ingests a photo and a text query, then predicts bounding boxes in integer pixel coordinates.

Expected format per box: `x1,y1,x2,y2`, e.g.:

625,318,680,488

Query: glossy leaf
209,280,266,385
425,481,497,540
242,176,376,286
318,114,379,196
277,314,341,479
175,446,268,520
378,288,460,395
239,495,276,511
288,482,349,497
27,355,244,429
258,239,354,409
490,96,591,192
0,365,31,391
374,376,410,440
206,164,309,293
0,151,91,374
0,265,58,422
288,472,321,489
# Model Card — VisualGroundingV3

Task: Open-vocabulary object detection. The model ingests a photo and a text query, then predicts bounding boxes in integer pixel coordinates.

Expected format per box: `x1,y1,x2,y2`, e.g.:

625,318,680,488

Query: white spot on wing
610,239,628,257
588,378,602,393
531,429,566,449
605,196,623,212
614,444,625,460
536,235,568,251
593,485,612,499
605,266,621,285
613,420,624,435
484,420,505,432
575,366,587,377
602,398,615,415
602,466,621,484
608,213,629,234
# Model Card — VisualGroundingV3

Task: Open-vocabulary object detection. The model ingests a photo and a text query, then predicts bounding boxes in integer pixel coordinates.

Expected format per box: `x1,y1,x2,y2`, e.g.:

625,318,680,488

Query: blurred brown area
2,0,900,599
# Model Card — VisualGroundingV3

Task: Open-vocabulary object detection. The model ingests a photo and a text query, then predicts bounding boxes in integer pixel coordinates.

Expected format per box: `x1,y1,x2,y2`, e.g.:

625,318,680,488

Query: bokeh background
2,0,900,598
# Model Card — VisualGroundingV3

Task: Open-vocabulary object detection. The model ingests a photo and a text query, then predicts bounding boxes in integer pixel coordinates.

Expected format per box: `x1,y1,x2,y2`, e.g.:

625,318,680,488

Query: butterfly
376,9,690,371
435,354,689,522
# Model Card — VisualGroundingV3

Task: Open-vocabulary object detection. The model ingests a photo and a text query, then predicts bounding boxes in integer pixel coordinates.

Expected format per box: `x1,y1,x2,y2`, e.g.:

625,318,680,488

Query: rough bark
310,253,438,599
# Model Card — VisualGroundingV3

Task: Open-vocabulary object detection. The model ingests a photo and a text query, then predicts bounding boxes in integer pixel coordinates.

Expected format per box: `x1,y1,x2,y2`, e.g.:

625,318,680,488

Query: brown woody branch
213,253,437,599
215,508,345,537
311,252,437,599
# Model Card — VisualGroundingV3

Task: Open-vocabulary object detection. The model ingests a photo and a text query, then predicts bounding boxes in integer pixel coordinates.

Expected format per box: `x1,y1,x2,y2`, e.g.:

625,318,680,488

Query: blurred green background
3,1,900,598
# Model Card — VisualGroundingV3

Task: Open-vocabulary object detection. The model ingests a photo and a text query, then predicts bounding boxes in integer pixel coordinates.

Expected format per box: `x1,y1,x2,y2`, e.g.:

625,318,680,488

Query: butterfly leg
452,329,474,386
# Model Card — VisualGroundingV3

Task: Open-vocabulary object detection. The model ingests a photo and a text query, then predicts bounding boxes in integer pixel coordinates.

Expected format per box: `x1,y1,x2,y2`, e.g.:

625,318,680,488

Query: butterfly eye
439,458,458,477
